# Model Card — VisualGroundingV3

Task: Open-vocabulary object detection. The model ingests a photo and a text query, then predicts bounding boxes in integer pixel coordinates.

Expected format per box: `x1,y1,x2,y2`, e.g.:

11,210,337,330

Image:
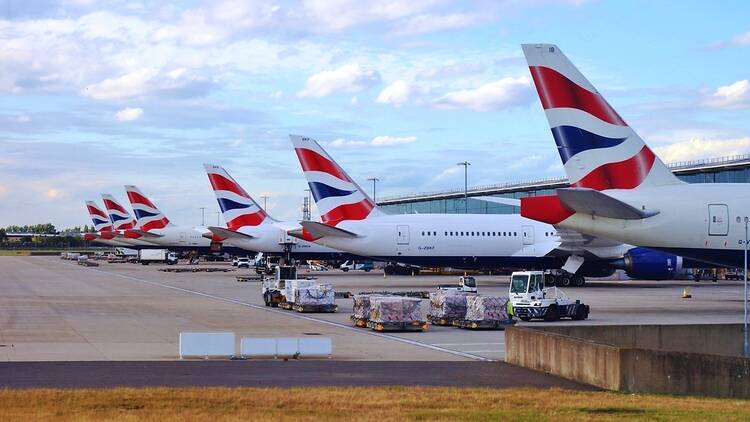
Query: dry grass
0,387,747,421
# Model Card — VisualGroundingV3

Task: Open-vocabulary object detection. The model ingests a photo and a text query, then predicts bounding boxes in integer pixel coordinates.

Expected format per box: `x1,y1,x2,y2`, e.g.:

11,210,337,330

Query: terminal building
378,154,750,214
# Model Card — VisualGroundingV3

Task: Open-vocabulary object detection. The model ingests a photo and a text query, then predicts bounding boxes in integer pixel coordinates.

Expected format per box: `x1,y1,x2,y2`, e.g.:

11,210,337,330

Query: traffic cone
682,287,692,299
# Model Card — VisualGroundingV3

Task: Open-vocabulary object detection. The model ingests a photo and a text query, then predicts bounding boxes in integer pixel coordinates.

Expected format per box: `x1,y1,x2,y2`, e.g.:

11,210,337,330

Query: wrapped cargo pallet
295,283,335,306
352,294,374,320
429,289,470,320
284,279,317,304
465,295,509,321
370,297,422,323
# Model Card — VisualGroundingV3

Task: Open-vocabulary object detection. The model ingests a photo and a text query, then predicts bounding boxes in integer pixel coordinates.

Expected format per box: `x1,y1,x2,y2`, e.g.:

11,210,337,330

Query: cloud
710,30,750,49
432,166,460,181
82,68,158,100
704,80,750,109
376,80,411,106
298,64,381,97
114,107,144,122
654,137,750,163
327,135,417,148
433,76,532,111
371,135,417,146
300,0,440,31
391,13,484,36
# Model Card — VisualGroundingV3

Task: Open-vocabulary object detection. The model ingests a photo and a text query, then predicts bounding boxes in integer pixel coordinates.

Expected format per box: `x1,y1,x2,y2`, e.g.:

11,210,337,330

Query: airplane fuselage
555,183,750,267
312,213,563,269
227,222,357,260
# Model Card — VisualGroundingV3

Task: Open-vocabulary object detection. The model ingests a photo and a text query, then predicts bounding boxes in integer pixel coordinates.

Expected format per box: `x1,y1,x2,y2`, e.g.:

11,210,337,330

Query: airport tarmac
0,256,746,363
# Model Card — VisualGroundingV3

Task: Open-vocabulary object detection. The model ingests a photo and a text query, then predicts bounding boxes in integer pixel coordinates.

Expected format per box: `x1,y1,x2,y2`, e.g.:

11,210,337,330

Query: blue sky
1,0,749,228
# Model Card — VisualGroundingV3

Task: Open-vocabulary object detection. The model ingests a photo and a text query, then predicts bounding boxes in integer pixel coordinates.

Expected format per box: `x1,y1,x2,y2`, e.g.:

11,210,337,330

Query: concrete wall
505,324,750,398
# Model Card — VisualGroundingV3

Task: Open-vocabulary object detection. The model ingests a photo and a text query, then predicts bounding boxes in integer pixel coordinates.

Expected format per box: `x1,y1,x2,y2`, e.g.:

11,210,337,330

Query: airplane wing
203,226,255,241
300,221,357,238
557,188,659,220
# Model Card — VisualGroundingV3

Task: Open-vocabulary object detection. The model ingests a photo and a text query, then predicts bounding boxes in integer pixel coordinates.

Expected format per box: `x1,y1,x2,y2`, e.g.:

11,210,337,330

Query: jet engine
614,247,683,280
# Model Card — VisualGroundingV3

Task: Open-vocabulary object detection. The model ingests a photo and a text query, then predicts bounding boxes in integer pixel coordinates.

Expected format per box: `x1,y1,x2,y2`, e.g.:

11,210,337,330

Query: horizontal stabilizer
300,221,358,239
204,226,254,241
474,196,521,207
126,229,163,238
557,188,659,220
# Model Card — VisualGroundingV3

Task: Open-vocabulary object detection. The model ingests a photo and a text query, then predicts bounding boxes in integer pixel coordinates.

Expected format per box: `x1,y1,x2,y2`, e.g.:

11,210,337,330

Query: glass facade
380,166,750,215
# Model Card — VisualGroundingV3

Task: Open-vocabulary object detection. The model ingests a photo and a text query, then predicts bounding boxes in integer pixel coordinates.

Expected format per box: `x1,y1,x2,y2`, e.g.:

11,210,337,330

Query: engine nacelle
618,247,683,280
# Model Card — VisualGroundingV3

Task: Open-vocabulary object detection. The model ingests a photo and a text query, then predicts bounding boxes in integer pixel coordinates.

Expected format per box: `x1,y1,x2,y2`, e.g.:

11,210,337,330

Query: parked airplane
100,193,160,247
288,135,688,284
83,201,132,246
202,163,356,260
123,185,222,252
520,43,744,267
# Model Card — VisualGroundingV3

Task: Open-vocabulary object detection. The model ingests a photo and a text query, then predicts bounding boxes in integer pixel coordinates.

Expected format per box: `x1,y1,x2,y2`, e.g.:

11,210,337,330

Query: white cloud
705,80,750,109
376,80,411,106
327,135,417,148
434,76,532,111
300,0,440,31
391,13,483,36
298,64,381,97
114,107,144,122
433,166,460,181
654,137,750,163
371,135,417,146
710,30,750,49
82,68,158,100
350,96,358,105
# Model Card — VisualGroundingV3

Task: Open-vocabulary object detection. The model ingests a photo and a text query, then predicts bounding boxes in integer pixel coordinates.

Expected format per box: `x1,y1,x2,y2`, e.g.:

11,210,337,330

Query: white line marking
71,263,492,362
463,350,504,353
431,342,504,346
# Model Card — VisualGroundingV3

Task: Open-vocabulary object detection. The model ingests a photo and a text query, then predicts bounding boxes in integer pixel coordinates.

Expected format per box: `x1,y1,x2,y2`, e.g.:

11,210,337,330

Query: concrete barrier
239,336,333,359
505,324,750,398
179,332,235,359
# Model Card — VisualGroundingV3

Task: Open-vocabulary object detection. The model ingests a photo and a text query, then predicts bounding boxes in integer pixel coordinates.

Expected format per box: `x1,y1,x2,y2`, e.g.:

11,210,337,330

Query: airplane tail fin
289,135,382,226
521,44,681,190
101,194,136,230
203,164,273,230
124,185,172,231
85,201,114,232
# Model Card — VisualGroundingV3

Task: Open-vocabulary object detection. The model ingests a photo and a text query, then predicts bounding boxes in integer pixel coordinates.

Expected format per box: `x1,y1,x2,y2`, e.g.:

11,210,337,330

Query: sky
1,0,749,229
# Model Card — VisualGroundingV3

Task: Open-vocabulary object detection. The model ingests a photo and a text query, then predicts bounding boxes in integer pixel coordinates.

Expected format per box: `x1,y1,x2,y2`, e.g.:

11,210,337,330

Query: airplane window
471,232,475,236
482,232,485,236
444,232,448,236
514,232,517,236
433,231,437,236
421,231,425,236
461,232,464,236
503,232,506,236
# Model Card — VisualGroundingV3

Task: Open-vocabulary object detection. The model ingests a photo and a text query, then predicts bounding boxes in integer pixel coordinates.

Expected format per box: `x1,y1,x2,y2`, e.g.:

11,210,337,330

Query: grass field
0,387,747,421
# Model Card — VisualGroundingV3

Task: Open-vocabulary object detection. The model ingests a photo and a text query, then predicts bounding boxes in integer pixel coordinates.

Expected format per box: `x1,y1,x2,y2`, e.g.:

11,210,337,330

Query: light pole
260,195,270,211
456,161,470,213
367,177,380,202
199,207,205,226
215,211,221,226
745,217,748,357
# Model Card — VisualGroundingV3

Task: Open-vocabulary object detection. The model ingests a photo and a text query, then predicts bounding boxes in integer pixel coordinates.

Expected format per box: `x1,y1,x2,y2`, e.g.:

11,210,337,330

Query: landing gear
545,271,586,288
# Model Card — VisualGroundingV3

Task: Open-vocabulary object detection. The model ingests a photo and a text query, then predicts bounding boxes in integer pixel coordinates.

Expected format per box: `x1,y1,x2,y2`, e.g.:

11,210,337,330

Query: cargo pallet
349,315,369,328
293,303,337,313
453,319,515,330
366,320,428,332
427,315,457,326
235,275,263,282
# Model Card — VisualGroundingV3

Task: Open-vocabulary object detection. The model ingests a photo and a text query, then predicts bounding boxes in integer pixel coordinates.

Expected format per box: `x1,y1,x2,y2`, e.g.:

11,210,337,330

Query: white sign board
298,337,332,358
241,338,277,358
179,332,235,359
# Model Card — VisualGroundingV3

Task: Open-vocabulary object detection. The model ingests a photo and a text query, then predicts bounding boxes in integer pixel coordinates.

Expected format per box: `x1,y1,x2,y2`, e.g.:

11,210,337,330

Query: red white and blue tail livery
290,135,382,226
523,43,679,192
101,194,136,230
85,201,115,233
204,164,271,230
125,185,172,231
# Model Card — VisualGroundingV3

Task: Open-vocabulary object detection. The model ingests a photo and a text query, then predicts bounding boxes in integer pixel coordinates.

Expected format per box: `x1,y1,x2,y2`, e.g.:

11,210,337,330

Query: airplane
83,201,133,247
287,135,692,285
202,163,357,260
122,185,224,252
100,193,161,247
519,43,745,268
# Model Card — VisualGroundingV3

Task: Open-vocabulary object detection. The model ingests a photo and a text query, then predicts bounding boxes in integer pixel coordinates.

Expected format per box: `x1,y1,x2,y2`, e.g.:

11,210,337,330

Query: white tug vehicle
509,271,589,322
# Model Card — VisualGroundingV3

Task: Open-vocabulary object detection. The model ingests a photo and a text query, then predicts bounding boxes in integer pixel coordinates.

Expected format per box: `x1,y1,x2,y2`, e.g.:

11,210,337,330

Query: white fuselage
555,183,750,267
138,226,215,249
311,213,561,268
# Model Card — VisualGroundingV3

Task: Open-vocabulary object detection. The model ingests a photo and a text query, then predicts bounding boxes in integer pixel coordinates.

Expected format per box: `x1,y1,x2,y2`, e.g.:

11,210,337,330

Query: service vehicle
340,260,374,272
384,262,420,275
261,265,297,307
236,256,252,269
436,275,478,294
139,249,178,265
509,271,589,322
256,254,281,275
